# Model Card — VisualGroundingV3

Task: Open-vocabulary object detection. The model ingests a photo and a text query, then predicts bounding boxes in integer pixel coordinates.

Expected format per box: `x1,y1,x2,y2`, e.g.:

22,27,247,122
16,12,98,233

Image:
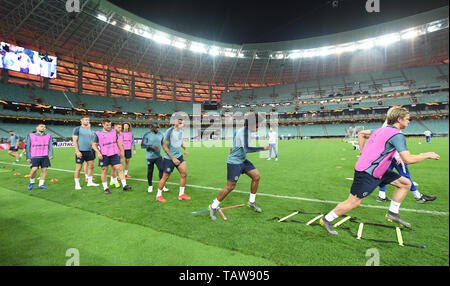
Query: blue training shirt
141,131,164,160
8,135,19,148
72,126,93,151
227,127,265,165
164,126,183,159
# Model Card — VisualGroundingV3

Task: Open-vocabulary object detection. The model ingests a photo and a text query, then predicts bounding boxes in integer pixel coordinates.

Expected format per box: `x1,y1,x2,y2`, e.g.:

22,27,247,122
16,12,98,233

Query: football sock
411,190,422,199
378,190,386,199
249,193,256,203
179,186,185,196
389,200,401,214
324,210,339,222
102,182,108,190
211,199,220,209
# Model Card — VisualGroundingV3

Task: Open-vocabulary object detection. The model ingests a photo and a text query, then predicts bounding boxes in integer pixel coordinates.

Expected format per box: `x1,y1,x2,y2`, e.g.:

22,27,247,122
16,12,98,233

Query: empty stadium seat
324,123,351,136
420,119,449,135
299,124,324,137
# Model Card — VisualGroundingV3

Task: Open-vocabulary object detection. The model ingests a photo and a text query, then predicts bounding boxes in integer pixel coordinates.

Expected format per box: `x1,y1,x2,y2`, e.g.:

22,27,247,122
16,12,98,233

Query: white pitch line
1,161,448,216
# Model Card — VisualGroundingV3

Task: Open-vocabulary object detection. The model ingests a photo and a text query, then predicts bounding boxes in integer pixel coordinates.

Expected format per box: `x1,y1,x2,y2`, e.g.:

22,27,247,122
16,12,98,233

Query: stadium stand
0,82,196,116
324,123,351,137
0,123,59,139
421,119,449,135
299,124,325,137
278,126,298,137
221,64,448,107
402,121,428,135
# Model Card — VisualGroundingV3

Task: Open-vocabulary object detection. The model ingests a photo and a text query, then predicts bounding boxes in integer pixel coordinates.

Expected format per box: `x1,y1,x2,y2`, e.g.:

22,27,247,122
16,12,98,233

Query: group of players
6,107,441,232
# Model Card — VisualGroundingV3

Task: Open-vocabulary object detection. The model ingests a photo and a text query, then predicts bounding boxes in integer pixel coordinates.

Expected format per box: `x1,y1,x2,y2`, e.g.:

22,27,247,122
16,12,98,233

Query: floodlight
401,30,419,40
97,14,107,22
190,42,207,54
153,33,171,45
376,33,400,46
209,46,220,56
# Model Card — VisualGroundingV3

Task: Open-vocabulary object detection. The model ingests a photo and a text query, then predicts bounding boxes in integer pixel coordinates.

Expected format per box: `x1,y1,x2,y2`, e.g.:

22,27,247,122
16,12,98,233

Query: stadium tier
0,82,194,115
221,64,449,106
355,122,385,131
400,121,427,135
299,124,325,137
278,126,298,137
421,119,449,134
324,123,351,137
0,122,59,139
0,83,36,103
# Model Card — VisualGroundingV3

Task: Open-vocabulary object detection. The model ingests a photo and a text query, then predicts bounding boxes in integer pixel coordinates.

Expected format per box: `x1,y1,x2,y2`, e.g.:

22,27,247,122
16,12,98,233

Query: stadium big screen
0,42,57,79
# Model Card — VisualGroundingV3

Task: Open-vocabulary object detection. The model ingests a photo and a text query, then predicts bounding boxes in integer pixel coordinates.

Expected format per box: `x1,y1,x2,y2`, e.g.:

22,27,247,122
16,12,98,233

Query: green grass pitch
0,137,448,266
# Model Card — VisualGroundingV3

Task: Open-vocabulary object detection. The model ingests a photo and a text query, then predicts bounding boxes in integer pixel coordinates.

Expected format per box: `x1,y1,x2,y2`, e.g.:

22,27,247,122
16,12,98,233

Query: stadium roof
106,0,450,45
0,0,448,87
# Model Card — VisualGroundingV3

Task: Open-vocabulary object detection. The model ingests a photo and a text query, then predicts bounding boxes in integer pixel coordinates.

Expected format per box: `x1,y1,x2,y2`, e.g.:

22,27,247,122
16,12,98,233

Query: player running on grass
73,116,99,190
375,109,436,203
320,108,440,235
26,123,53,190
209,113,270,220
7,131,20,162
141,123,169,193
156,118,189,202
91,119,131,194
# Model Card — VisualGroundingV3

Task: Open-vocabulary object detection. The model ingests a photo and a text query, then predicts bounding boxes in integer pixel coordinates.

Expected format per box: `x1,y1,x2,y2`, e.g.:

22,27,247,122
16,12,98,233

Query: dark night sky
108,0,449,44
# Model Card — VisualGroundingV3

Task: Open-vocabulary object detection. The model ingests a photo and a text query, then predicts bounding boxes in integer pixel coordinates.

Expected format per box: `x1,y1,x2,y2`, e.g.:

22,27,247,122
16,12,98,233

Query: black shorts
30,157,51,168
350,170,401,199
227,160,256,182
163,155,184,174
9,147,18,152
75,150,96,164
99,154,121,167
124,149,132,159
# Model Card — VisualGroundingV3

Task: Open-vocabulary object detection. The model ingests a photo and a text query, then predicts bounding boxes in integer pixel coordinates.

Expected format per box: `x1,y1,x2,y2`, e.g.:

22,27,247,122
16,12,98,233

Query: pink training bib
119,132,133,150
96,129,120,156
29,133,51,157
355,127,400,179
